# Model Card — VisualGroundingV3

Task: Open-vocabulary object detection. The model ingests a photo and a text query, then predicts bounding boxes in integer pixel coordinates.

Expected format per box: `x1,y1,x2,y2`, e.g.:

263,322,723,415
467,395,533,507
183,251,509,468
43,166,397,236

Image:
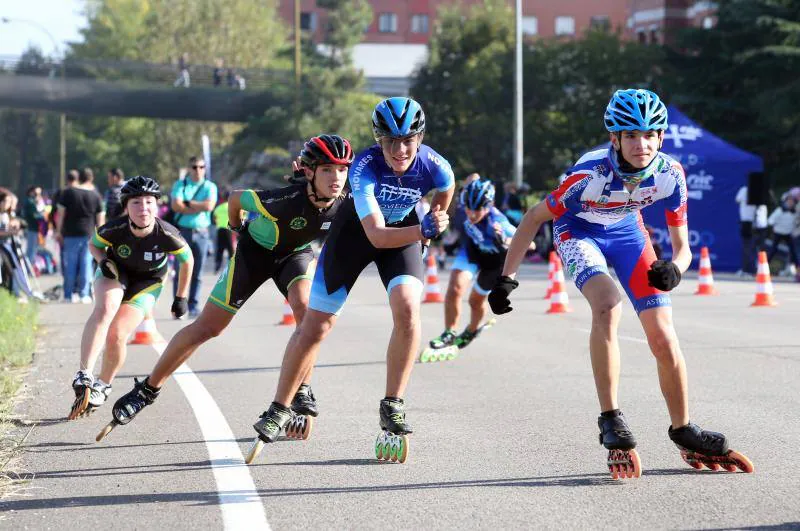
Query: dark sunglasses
192,165,206,169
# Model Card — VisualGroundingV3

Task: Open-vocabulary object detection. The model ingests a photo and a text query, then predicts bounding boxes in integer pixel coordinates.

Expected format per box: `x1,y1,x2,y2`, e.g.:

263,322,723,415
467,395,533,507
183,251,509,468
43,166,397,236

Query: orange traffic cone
128,314,166,345
423,253,444,303
544,251,556,299
546,256,572,314
751,251,778,307
279,298,296,325
695,246,718,295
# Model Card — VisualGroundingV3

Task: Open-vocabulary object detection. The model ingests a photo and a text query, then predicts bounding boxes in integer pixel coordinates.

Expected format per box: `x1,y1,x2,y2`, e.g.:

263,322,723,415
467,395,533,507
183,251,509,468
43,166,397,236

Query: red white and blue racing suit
547,148,688,313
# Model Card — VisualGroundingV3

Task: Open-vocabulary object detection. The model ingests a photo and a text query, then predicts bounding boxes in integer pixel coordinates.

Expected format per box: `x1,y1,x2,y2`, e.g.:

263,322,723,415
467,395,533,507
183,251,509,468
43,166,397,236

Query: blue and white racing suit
310,144,455,315
547,148,688,313
452,207,516,295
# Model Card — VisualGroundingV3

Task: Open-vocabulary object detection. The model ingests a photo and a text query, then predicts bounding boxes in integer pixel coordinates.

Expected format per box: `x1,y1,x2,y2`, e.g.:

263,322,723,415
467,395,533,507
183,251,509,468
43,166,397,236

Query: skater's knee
297,315,333,344
591,297,622,328
647,329,680,364
105,325,128,348
391,300,419,331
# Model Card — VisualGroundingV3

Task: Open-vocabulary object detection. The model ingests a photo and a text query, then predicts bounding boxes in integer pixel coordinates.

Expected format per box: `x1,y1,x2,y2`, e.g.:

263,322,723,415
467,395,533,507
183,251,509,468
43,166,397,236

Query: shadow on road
0,472,620,511
115,360,387,378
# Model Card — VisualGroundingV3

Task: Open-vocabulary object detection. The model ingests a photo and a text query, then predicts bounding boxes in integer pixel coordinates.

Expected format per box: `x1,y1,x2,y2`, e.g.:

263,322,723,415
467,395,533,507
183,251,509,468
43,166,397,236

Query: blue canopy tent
593,106,763,271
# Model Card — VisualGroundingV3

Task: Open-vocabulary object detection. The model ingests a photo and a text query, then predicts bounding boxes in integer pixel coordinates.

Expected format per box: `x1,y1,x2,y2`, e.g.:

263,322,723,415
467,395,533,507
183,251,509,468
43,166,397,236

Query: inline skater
96,135,354,441
488,89,753,478
245,97,454,464
422,179,527,362
68,176,193,420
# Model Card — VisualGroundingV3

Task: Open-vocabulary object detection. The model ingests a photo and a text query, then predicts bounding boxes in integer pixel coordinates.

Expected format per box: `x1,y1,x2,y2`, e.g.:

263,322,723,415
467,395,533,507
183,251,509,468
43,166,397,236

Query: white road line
150,342,270,531
575,328,648,344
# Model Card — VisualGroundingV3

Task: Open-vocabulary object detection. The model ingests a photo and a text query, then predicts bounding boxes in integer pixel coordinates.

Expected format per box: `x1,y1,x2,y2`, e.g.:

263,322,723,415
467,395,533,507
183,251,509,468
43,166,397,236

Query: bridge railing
0,55,294,91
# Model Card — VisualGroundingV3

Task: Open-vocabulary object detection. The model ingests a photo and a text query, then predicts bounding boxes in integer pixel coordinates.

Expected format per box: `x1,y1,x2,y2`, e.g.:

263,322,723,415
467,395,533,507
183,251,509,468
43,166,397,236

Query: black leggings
767,234,799,266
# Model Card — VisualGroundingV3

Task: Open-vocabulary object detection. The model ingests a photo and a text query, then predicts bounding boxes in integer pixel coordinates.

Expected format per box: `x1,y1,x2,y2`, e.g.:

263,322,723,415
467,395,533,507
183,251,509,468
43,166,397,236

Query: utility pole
513,0,524,188
1,17,67,189
294,0,301,88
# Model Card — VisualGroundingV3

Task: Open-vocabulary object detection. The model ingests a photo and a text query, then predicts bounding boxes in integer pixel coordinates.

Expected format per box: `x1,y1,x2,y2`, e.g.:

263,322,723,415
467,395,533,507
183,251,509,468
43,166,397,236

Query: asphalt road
3,264,799,530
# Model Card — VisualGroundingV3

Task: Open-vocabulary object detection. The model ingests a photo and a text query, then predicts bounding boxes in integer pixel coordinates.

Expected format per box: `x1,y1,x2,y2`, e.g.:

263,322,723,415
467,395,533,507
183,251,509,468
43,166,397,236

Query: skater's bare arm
227,191,245,229
502,201,554,279
668,224,692,273
88,244,106,264
175,256,194,298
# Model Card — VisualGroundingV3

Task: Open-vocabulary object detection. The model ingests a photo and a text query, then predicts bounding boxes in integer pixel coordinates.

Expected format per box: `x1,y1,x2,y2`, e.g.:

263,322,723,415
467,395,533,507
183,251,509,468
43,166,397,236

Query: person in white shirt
767,195,799,278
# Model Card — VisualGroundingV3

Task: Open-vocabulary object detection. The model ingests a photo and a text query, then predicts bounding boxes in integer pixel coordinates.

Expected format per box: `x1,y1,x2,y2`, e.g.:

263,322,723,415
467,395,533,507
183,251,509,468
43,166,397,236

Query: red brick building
627,1,719,44
278,1,630,44
276,1,717,93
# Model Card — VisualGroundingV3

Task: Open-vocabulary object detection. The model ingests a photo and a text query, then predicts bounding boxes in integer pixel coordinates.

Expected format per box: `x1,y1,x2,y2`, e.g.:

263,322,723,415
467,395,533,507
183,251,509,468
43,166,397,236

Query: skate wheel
722,464,738,472
389,437,398,462
375,433,387,460
628,448,642,478
95,421,116,442
727,450,755,473
245,438,265,465
298,415,313,440
680,450,705,469
68,387,91,421
419,350,431,363
445,347,458,361
396,435,409,464
705,462,721,471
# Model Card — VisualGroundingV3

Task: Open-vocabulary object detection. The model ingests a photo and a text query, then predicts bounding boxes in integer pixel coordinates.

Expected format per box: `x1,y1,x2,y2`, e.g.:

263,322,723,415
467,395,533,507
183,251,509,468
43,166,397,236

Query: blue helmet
461,179,495,210
604,89,668,132
372,97,426,140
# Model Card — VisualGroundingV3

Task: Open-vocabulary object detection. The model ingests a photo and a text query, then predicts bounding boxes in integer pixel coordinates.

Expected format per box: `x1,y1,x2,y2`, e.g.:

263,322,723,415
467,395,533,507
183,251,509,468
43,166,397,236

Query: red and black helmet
299,135,354,169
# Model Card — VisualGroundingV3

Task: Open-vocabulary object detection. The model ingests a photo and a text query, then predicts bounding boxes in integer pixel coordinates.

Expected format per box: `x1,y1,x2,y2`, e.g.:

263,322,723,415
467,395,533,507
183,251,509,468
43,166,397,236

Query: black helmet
120,176,161,207
299,135,354,169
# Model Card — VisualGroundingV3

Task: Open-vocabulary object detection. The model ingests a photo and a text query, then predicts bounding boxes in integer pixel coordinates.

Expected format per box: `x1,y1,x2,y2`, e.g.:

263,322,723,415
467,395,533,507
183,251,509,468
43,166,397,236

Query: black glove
647,260,681,291
421,243,429,259
488,275,519,315
98,258,119,280
171,296,189,319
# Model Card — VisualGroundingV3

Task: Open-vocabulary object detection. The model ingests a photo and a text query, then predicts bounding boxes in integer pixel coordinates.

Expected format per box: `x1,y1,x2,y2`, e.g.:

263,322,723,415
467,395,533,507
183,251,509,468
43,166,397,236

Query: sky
0,0,86,58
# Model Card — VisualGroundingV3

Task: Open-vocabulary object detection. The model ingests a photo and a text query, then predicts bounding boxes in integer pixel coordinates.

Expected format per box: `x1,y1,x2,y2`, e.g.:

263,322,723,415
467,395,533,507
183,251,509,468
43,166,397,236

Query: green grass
0,291,38,420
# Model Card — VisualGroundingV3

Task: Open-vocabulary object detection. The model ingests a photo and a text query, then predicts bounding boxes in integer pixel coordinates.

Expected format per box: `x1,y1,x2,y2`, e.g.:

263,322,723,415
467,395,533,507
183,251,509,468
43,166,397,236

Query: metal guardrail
0,55,294,91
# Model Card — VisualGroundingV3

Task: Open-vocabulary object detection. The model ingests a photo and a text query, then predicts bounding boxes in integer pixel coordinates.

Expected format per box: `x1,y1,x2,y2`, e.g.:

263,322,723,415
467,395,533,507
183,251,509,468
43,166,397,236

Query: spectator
226,68,236,88
170,155,218,317
767,194,799,279
174,52,191,88
213,58,224,87
212,190,233,274
105,167,126,219
235,73,246,90
501,182,524,226
22,185,45,265
735,185,768,276
56,169,105,303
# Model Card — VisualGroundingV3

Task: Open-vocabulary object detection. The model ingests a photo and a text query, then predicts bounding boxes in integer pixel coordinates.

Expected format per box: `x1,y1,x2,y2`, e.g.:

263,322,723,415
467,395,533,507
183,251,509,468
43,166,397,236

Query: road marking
151,342,270,531
576,328,648,344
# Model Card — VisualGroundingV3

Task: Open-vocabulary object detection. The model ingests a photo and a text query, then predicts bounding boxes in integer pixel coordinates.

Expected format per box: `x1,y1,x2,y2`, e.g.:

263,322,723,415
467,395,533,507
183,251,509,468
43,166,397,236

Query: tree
665,0,800,189
412,0,663,189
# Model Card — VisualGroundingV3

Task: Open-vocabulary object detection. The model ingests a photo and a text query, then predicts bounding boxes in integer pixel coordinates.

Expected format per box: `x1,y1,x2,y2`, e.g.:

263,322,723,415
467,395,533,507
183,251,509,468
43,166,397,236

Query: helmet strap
127,212,153,231
306,168,335,207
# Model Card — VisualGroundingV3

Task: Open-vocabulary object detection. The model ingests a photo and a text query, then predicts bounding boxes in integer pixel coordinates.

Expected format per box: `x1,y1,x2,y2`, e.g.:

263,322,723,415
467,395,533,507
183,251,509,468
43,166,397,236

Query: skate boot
420,329,458,363
598,411,641,479
68,370,94,420
375,398,411,463
455,318,497,350
286,384,316,441
96,377,161,442
668,423,754,473
85,380,112,415
245,402,293,464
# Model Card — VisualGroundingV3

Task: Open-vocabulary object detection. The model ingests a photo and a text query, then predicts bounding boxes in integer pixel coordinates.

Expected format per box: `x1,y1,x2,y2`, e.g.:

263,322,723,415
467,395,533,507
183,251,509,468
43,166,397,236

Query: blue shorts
554,215,670,314
309,202,424,316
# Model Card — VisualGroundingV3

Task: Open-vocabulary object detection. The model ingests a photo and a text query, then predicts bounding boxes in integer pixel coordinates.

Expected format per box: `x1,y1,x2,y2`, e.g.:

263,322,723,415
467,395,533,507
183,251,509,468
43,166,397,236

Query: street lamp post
1,17,67,189
514,0,524,188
